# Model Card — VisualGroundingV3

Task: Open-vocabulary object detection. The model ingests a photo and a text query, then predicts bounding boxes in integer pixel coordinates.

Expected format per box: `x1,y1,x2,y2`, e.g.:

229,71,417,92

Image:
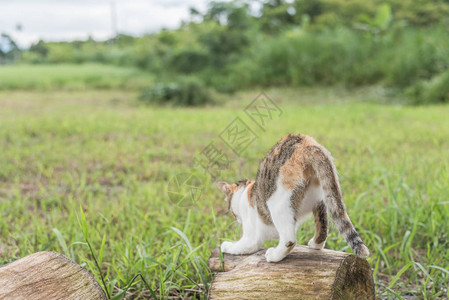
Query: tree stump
0,251,107,300
207,245,374,300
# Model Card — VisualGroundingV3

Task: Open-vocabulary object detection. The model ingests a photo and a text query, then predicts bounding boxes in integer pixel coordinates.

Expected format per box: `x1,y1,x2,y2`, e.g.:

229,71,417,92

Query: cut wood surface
208,245,374,300
0,251,107,300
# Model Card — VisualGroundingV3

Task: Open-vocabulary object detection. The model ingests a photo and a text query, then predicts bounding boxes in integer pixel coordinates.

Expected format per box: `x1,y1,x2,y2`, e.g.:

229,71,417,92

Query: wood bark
207,245,374,300
0,251,107,300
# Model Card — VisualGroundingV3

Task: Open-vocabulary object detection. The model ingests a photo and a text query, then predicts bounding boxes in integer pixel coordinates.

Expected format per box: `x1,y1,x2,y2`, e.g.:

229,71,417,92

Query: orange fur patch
246,181,255,207
280,136,319,189
273,147,281,156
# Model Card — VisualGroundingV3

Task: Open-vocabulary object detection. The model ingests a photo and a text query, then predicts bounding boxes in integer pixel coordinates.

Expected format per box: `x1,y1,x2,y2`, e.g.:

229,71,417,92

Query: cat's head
216,179,252,222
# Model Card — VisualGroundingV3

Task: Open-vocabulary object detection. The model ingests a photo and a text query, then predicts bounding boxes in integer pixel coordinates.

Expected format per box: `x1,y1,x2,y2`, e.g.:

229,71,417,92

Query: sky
0,0,209,48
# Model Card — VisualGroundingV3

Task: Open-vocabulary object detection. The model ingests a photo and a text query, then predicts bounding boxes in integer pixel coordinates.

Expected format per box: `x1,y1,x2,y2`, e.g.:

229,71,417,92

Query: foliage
406,69,449,105
0,33,21,64
29,40,49,58
356,3,393,36
170,48,209,74
382,26,449,88
3,0,449,104
139,77,213,106
242,27,379,86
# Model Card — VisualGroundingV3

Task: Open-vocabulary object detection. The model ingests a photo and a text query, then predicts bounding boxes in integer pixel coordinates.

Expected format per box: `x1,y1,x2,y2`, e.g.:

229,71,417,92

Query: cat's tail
308,146,370,258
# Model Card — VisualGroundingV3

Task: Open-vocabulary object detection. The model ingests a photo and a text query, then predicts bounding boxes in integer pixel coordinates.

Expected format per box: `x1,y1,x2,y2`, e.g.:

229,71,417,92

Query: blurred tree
171,48,209,73
197,1,252,69
390,0,449,26
0,33,21,64
292,0,323,22
158,30,177,46
29,40,49,57
115,34,137,47
355,3,393,36
203,1,251,30
259,0,297,33
189,7,203,23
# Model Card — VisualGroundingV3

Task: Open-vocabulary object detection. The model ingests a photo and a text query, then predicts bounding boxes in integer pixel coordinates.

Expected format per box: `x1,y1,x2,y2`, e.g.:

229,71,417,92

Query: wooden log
0,251,107,300
207,245,374,300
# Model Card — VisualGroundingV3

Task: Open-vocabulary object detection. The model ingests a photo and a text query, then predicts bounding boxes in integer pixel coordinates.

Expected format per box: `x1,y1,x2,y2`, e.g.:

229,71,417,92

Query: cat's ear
216,181,231,195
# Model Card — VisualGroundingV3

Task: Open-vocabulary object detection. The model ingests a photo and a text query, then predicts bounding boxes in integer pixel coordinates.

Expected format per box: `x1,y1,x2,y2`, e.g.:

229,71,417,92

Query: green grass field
0,64,154,90
1,87,448,299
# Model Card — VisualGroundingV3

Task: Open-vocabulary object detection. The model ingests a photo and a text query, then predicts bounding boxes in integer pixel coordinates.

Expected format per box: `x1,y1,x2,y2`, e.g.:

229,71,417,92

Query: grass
0,88,448,299
0,64,154,91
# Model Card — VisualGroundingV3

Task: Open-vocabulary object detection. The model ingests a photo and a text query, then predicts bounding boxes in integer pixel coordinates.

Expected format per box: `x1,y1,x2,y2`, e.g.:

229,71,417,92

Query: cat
217,134,370,262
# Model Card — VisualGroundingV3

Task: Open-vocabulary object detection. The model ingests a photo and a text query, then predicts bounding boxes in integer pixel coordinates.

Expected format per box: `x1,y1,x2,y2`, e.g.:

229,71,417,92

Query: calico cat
217,134,370,262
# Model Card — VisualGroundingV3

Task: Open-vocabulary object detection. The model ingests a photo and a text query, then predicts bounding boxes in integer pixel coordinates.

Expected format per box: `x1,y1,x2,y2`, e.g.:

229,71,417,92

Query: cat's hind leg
265,187,297,262
308,200,328,250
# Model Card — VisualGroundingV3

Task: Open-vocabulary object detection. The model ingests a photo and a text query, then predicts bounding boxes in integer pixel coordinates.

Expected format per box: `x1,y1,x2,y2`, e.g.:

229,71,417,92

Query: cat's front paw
220,241,235,254
265,247,285,263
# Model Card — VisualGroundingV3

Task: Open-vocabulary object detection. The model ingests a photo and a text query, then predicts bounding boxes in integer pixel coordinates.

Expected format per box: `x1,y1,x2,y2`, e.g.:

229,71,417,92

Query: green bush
406,69,449,105
235,27,379,87
382,29,449,87
139,77,213,106
170,48,209,73
221,24,449,96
